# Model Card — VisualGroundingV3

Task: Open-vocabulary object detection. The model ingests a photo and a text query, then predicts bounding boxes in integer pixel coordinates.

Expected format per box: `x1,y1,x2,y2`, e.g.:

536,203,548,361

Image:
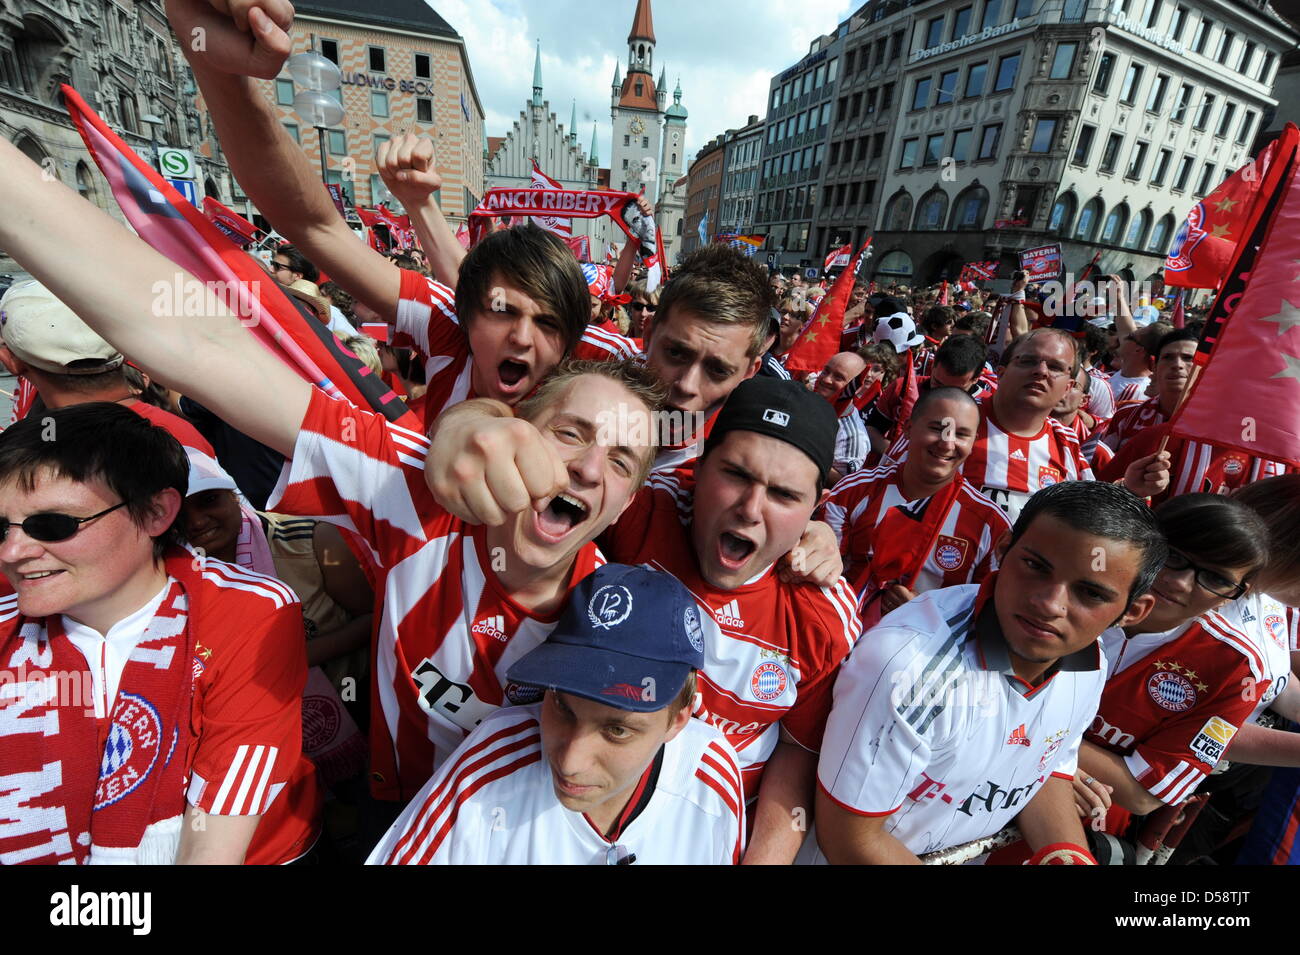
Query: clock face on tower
672,131,680,143
629,117,646,136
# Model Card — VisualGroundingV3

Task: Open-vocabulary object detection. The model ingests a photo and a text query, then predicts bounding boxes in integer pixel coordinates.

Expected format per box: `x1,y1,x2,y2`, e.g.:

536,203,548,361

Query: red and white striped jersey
821,463,1010,613
602,473,861,797
368,705,746,865
1107,372,1151,407
1220,592,1296,724
1084,366,1116,420
805,579,1105,859
888,405,1094,521
394,268,643,428
1088,612,1269,806
1098,397,1164,454
268,386,604,802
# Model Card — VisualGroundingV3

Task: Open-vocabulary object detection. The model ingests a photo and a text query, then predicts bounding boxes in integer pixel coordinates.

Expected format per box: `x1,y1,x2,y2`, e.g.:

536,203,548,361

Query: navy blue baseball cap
505,564,705,713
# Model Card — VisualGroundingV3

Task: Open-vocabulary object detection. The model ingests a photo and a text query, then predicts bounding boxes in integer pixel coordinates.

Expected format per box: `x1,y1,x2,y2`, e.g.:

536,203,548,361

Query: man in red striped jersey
1097,329,1197,455
369,564,745,865
823,388,1010,626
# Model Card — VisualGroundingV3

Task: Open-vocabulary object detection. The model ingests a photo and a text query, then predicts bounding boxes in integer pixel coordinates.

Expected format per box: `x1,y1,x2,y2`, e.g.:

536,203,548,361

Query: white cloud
429,0,852,167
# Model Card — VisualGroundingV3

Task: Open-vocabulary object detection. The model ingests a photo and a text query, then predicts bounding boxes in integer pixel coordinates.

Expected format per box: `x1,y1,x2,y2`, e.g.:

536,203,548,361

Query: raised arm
0,135,309,456
378,132,466,286
165,0,402,319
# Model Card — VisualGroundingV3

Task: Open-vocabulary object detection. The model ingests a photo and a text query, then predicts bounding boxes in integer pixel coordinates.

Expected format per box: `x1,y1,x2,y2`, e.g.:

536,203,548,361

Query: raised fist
378,132,443,206
166,0,295,80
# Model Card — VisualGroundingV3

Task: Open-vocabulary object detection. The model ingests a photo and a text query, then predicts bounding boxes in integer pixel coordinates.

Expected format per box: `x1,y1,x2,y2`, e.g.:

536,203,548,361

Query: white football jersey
1222,592,1294,723
803,582,1105,859
368,706,746,865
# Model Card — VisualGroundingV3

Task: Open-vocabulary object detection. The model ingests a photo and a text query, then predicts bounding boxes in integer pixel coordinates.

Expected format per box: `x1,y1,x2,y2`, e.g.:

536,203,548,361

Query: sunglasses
0,501,128,543
629,302,656,312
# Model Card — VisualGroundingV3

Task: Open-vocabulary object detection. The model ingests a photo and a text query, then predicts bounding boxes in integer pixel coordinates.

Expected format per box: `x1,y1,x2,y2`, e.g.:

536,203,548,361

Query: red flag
1167,123,1300,466
823,243,852,273
61,84,418,431
1165,135,1291,289
201,196,259,246
1170,290,1186,329
938,280,949,305
531,160,573,238
786,239,872,375
564,235,591,261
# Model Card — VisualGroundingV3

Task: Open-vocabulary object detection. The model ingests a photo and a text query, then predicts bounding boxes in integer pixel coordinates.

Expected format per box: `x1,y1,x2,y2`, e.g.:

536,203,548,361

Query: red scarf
866,476,965,594
0,568,195,865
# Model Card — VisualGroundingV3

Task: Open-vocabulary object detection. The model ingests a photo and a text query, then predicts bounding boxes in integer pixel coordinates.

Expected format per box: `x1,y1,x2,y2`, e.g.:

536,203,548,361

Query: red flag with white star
1165,131,1293,289
785,239,871,375
1167,123,1300,466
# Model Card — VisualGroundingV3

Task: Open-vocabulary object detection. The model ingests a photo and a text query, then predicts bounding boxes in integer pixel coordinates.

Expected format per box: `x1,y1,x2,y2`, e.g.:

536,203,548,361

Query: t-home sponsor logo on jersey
50,885,151,935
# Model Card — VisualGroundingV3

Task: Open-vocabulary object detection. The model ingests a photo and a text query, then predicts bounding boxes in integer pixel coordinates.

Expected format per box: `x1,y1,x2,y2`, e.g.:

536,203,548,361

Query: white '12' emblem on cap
588,585,633,629
762,409,789,427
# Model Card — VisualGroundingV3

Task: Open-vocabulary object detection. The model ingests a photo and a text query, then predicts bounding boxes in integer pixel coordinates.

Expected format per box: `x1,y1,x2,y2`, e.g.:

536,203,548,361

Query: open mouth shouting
717,530,758,571
495,358,533,398
532,491,591,544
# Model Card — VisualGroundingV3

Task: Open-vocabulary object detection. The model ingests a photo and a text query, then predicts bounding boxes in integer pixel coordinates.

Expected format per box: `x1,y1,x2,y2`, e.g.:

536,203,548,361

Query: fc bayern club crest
1264,614,1288,649
750,662,788,702
933,535,970,571
1165,203,1207,276
95,693,162,809
1148,669,1197,712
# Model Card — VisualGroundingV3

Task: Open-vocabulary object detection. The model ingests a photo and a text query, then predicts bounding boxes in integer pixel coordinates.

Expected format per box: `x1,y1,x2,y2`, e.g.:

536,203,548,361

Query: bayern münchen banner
1018,243,1062,282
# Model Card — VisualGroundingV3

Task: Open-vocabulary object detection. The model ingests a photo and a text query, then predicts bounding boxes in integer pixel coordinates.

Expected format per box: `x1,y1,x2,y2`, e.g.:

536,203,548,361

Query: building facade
239,0,485,224
820,0,1298,286
717,115,765,238
681,135,724,256
755,30,845,270
1,0,233,263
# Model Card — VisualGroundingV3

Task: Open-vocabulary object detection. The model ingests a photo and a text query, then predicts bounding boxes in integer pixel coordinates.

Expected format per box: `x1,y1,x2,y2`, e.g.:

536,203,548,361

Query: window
912,77,932,110
953,6,972,38
1260,51,1275,83
1173,154,1194,190
1216,30,1235,65
778,119,787,139
1013,0,1032,16
1216,103,1236,139
1149,214,1175,253
872,132,885,158
925,16,944,49
937,70,959,104
1238,110,1256,146
1194,92,1214,130
803,72,814,95
781,153,791,174
1093,53,1115,93
275,79,294,106
1192,17,1211,55
1072,124,1096,164
923,133,944,166
1171,83,1192,122
324,169,354,205
966,62,988,97
1150,148,1172,185
373,134,391,161
1101,205,1128,243
828,56,839,82
1170,5,1189,41
798,111,808,134
867,88,878,114
1239,41,1256,75
1119,64,1143,104
792,150,802,173
368,46,386,73
371,91,389,116
916,190,948,229
994,53,1020,92
767,125,777,145
1126,209,1152,248
981,0,1002,32
813,143,824,168
1099,132,1123,172
415,53,431,79
1126,141,1148,178
622,158,629,170
864,180,877,204
320,39,339,65
642,135,650,149
978,123,1001,159
1196,163,1217,196
282,122,300,144
856,137,868,161
821,102,832,125
880,83,894,110
408,97,430,123
952,128,973,161
771,88,780,111
1145,0,1162,28
954,186,988,228
900,137,919,168
623,134,631,147
1049,193,1075,233
1146,74,1168,112
1029,118,1057,153
1050,42,1076,79
890,31,904,61
815,64,826,87
1062,0,1086,21
327,129,347,155
1075,198,1103,240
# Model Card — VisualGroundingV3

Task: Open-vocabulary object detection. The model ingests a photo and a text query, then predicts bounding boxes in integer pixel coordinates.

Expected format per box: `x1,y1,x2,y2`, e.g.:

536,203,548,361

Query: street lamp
289,51,344,188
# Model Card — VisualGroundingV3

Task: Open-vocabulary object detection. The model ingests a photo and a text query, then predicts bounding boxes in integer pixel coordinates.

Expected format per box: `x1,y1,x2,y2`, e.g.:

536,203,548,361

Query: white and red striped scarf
0,578,193,865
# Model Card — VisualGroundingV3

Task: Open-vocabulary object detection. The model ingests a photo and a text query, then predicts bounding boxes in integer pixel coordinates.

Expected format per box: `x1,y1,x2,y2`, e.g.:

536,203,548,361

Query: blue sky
429,0,854,167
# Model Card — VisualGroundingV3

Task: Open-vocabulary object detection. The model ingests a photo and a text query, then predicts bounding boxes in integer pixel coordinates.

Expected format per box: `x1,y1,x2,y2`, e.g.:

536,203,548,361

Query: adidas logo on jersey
1009,449,1028,461
471,614,508,642
1006,723,1030,746
713,599,745,629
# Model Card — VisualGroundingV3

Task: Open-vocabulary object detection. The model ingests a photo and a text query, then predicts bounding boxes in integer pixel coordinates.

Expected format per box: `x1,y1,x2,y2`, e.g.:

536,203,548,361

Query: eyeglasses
272,262,294,273
1009,355,1073,379
1163,549,1248,599
629,302,656,312
0,501,129,543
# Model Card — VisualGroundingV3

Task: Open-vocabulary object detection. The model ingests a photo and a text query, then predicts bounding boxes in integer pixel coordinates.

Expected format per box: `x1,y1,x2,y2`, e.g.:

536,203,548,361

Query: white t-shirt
1107,372,1151,405
804,582,1105,859
63,581,170,718
368,705,747,865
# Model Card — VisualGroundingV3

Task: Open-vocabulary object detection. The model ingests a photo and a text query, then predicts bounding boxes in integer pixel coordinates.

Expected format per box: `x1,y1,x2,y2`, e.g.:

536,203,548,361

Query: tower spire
569,99,577,145
590,123,599,165
628,0,656,43
531,39,543,106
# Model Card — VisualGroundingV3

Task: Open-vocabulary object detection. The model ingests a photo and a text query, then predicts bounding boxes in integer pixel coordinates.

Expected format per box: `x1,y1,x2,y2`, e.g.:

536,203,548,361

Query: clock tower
610,0,667,203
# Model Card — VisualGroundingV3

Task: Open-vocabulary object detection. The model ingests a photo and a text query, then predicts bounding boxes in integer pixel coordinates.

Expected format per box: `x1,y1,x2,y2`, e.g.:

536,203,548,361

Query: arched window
883,190,913,231
1048,192,1076,235
119,93,138,133
914,189,948,230
1126,208,1152,249
1147,214,1176,254
74,161,96,204
876,249,914,279
950,185,989,230
1074,198,1104,241
1101,203,1129,244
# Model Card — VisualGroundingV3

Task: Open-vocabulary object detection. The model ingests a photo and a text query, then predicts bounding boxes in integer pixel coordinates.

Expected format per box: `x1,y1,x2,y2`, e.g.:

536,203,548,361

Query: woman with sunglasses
1072,494,1273,837
623,281,658,340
